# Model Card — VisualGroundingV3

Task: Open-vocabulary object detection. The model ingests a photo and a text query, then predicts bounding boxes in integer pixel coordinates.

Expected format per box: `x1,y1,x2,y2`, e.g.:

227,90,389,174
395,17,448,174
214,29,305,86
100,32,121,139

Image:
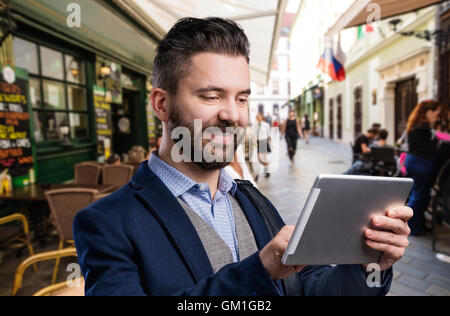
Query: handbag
236,179,302,296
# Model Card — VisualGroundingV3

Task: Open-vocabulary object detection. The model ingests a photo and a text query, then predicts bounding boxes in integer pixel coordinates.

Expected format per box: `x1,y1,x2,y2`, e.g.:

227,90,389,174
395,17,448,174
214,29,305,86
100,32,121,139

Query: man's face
167,53,250,170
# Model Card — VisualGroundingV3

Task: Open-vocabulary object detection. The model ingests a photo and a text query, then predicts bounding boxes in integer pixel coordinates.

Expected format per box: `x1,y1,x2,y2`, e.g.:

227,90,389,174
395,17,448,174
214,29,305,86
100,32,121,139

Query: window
272,80,279,95
258,104,264,115
257,84,265,95
13,37,89,143
272,57,278,71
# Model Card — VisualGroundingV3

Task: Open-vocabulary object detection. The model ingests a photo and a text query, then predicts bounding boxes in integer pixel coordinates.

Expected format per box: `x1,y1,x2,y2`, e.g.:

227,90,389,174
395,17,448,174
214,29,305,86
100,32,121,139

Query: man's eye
237,98,248,105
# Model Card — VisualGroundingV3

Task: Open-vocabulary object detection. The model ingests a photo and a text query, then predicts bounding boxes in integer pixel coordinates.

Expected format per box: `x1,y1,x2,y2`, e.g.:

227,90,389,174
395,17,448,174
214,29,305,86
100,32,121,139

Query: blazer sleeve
74,206,281,296
74,207,147,296
261,195,393,296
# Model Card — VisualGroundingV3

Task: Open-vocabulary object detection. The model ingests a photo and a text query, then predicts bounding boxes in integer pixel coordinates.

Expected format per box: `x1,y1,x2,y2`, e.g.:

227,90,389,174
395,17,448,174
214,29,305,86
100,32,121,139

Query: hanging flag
366,23,374,33
317,47,346,82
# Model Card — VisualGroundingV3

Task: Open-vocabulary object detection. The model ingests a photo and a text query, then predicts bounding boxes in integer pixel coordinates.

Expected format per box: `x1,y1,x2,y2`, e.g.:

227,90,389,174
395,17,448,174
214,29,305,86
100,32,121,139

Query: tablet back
282,175,413,266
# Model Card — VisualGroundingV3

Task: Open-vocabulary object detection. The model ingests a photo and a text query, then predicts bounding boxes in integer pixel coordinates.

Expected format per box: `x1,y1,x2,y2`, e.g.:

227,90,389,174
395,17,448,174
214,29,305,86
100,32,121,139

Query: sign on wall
93,85,113,161
0,67,36,186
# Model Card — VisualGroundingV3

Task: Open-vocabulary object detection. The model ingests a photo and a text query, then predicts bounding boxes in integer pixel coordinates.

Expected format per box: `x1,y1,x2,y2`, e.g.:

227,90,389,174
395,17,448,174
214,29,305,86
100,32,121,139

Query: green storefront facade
1,0,160,184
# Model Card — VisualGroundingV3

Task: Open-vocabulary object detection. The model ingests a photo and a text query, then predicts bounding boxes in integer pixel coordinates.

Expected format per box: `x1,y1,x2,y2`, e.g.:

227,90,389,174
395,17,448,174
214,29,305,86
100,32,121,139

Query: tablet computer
282,175,413,266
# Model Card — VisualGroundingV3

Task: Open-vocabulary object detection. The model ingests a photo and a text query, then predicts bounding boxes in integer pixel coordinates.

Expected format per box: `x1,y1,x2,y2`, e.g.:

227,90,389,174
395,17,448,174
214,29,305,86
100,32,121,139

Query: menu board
0,68,34,179
93,85,113,160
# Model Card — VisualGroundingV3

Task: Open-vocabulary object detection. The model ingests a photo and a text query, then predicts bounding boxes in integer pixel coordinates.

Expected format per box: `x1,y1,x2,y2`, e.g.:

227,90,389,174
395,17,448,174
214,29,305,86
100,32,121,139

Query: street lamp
59,119,72,148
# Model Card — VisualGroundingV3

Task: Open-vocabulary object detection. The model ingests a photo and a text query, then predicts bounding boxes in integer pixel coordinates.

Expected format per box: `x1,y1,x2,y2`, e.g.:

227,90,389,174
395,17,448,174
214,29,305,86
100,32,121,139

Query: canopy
325,0,444,39
113,0,288,85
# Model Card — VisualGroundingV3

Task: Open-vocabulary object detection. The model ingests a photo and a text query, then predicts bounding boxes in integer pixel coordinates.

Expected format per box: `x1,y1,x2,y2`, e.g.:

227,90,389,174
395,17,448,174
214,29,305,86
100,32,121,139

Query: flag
366,23,374,33
317,47,346,82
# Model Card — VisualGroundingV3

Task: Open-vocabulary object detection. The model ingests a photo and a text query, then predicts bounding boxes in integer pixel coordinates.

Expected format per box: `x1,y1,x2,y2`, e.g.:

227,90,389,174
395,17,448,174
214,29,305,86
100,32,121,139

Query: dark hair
107,154,120,165
378,129,388,140
152,17,250,95
372,123,381,129
367,128,378,135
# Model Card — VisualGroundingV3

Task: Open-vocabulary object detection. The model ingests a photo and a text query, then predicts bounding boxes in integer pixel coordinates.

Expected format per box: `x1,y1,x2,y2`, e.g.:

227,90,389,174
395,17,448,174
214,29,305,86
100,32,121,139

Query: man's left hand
363,206,413,271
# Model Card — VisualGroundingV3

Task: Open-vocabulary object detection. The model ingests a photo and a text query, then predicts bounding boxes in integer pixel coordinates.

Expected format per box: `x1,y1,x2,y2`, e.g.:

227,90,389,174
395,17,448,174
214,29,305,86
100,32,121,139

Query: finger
365,240,405,261
386,206,414,222
371,216,411,235
365,229,410,248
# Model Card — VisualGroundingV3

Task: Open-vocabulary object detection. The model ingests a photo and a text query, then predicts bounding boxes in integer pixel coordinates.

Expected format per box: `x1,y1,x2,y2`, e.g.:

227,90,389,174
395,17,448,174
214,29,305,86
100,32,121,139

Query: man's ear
151,88,170,122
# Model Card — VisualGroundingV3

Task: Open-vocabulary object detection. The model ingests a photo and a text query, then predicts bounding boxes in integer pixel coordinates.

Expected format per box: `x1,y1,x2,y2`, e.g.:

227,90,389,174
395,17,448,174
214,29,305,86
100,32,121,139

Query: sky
286,0,301,13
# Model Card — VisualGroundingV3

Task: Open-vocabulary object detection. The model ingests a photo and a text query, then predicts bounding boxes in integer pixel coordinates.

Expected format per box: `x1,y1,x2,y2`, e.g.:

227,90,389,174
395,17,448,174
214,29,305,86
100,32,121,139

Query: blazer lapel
234,188,285,294
131,163,214,283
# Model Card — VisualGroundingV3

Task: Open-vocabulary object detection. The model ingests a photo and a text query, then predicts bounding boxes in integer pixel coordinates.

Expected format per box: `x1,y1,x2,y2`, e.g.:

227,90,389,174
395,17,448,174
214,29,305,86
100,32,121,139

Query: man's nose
219,99,240,123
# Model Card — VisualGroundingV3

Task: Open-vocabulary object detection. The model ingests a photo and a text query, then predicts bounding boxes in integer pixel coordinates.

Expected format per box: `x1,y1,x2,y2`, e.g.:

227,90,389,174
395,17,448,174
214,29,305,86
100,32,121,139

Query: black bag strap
235,179,302,296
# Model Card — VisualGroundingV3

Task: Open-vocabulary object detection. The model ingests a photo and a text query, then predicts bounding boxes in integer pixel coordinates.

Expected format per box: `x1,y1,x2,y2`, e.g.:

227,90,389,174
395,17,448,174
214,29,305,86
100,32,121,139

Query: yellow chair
12,248,84,296
0,213,37,272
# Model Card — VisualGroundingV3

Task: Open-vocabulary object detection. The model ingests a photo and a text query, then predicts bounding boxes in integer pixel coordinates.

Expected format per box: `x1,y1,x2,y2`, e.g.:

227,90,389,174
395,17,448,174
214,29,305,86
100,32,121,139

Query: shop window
40,46,64,80
13,37,39,75
13,37,89,144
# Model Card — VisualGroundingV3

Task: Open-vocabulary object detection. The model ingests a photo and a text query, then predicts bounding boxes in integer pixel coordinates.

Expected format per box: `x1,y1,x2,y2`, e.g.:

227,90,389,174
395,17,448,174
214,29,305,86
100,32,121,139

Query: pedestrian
404,100,442,236
74,17,411,296
301,114,311,144
282,109,303,162
252,113,272,178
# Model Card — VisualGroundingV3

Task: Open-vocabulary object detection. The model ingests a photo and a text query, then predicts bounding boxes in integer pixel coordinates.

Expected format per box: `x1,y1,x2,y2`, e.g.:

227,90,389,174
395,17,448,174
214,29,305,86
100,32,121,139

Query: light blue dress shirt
148,153,240,262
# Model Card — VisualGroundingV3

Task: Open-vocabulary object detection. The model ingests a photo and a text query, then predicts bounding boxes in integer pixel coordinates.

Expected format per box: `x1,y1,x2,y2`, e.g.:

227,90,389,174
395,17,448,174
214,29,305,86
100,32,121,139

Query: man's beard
168,104,244,171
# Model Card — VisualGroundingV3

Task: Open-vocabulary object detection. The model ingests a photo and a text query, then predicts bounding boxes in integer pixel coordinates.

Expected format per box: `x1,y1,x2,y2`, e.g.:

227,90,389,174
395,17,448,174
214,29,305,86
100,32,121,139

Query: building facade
289,0,354,136
325,6,438,145
249,37,292,125
0,0,161,184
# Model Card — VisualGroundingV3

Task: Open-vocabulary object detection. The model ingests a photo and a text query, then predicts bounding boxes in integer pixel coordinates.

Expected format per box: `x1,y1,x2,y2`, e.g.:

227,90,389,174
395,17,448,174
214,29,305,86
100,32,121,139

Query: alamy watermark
367,3,381,25
67,3,81,28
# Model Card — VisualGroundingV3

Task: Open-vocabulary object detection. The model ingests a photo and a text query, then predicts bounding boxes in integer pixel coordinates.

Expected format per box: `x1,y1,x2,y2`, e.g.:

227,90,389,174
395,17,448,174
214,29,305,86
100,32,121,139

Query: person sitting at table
344,129,378,175
107,154,121,165
373,129,391,148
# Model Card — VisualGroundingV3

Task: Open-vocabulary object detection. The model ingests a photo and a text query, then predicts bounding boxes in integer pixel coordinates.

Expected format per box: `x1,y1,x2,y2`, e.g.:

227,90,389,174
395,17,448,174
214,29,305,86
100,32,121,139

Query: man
74,18,412,296
374,129,389,147
252,113,272,178
345,129,378,175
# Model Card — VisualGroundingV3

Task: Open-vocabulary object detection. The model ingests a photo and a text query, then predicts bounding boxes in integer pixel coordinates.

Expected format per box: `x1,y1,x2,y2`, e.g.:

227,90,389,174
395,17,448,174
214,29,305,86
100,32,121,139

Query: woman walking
302,114,311,144
282,109,303,162
404,100,442,236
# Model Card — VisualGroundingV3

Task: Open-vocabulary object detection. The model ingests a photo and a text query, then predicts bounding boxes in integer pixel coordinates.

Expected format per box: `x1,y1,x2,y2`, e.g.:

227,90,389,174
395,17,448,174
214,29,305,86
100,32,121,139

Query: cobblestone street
258,137,450,296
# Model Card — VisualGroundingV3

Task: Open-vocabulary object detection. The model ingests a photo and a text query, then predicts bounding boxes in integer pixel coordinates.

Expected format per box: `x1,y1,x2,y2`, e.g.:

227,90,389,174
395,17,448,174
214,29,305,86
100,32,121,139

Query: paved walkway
257,137,450,296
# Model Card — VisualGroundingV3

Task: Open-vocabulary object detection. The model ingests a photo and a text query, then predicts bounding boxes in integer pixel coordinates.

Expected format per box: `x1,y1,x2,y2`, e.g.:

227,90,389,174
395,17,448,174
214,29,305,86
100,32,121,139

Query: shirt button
199,184,206,192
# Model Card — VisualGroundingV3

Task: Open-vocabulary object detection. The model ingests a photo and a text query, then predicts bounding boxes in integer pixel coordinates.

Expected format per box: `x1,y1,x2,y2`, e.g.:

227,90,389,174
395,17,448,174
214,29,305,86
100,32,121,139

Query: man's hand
259,226,305,280
364,206,413,271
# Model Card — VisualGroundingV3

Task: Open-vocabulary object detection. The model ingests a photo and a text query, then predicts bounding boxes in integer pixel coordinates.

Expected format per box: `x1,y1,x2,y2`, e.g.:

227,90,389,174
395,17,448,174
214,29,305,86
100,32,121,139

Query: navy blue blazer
73,162,392,296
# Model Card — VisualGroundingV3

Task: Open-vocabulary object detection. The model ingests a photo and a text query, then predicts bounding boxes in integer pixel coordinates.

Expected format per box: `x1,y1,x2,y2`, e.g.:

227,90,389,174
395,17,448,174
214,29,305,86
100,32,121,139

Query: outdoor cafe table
0,183,118,202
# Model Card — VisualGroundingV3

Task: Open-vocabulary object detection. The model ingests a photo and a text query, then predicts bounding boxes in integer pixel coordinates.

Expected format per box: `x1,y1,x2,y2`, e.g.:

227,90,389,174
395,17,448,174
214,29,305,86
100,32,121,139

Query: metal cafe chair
45,188,98,284
12,248,84,296
102,164,134,187
74,162,103,185
0,213,37,272
431,160,450,253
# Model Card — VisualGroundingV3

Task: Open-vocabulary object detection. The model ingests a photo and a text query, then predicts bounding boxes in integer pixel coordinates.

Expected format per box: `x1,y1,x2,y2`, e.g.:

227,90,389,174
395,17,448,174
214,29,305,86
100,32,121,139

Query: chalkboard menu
93,85,113,160
0,68,34,179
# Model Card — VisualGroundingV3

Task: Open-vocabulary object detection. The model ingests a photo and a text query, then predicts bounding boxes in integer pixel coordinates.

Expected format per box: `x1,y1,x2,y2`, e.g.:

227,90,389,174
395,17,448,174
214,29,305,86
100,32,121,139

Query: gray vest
177,194,259,273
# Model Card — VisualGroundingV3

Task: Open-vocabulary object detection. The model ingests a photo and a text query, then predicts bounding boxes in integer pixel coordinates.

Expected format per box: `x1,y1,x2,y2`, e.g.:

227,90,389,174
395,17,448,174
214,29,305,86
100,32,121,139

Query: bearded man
74,17,412,296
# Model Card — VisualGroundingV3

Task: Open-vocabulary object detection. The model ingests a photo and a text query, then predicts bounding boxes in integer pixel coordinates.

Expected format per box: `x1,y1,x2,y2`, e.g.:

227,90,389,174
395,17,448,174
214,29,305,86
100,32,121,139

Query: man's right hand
259,226,305,280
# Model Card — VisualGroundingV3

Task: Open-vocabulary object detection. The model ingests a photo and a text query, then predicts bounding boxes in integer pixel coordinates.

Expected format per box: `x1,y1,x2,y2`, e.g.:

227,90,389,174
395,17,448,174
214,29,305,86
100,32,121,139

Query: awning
113,0,288,85
325,0,444,39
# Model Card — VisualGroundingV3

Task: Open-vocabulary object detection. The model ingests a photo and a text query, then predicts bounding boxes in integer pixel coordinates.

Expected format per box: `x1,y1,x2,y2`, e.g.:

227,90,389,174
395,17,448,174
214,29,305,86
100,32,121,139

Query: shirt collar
148,152,237,197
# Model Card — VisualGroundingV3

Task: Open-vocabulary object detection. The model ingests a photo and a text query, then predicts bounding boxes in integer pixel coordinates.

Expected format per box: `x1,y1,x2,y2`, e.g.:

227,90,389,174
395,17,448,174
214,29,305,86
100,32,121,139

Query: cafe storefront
0,0,161,184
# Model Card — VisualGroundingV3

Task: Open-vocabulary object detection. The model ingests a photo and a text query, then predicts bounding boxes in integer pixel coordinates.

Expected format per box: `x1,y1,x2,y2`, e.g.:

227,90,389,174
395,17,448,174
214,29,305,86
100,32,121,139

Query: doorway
112,89,138,157
395,78,418,141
